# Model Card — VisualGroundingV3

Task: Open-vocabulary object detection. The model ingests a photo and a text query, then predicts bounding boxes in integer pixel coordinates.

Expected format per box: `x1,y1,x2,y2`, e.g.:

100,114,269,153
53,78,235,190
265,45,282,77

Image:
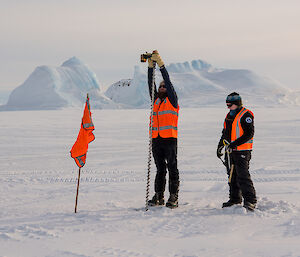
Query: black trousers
228,151,257,204
152,138,179,194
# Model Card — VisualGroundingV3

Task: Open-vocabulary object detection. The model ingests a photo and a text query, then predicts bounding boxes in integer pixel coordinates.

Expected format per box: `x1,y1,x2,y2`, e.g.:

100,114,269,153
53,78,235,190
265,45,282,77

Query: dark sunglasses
159,84,166,88
226,103,233,107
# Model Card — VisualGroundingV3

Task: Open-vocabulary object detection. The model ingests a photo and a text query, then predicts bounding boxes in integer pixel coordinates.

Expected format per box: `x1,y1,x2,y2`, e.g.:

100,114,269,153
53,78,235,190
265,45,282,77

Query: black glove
228,142,237,152
217,145,224,158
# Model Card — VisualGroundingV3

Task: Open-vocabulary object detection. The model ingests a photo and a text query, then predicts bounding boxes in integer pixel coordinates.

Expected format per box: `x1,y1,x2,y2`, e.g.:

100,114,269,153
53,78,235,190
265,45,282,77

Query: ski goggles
226,94,241,103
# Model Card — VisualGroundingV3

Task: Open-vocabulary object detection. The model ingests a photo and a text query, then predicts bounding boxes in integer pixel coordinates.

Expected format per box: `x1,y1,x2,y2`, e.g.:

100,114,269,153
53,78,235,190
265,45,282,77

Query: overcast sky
0,0,299,91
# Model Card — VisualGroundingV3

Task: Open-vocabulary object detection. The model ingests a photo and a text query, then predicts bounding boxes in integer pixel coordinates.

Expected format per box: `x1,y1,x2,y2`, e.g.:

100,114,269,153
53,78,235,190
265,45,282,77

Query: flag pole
75,167,81,213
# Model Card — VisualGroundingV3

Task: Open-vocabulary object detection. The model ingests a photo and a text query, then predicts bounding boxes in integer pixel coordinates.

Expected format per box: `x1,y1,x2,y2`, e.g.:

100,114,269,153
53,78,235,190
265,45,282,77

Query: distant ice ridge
1,57,298,111
105,59,295,108
0,57,116,111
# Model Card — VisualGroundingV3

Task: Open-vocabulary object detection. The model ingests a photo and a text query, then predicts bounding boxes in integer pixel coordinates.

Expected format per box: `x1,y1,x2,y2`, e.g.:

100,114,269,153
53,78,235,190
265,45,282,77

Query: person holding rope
217,92,257,211
147,50,180,208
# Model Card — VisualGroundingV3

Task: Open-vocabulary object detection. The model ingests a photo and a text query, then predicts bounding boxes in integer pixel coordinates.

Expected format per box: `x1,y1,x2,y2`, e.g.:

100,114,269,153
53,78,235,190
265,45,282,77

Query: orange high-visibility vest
150,97,179,138
224,107,254,151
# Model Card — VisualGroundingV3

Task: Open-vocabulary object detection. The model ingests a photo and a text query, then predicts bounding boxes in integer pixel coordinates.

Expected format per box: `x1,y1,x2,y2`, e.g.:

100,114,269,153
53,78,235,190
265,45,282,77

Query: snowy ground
1,107,300,257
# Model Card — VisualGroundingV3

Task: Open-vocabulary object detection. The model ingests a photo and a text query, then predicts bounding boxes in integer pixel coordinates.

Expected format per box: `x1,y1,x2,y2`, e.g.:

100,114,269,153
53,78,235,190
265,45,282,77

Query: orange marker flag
70,94,95,168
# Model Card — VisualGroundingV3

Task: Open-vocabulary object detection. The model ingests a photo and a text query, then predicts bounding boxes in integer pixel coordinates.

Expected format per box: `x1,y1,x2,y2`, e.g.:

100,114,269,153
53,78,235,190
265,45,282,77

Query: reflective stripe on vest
231,107,254,151
151,97,179,138
152,125,178,131
153,110,178,116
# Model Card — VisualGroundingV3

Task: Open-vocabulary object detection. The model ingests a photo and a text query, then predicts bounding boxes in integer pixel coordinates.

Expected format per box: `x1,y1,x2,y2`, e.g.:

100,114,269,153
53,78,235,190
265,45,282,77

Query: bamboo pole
75,167,81,213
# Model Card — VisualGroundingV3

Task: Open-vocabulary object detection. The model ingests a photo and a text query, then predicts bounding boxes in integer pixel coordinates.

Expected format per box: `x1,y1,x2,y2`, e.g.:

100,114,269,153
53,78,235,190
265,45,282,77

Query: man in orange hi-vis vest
217,92,257,211
147,50,180,209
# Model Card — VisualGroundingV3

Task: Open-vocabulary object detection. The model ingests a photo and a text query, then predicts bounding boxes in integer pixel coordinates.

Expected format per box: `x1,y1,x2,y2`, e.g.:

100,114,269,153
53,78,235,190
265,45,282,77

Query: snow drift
0,57,116,111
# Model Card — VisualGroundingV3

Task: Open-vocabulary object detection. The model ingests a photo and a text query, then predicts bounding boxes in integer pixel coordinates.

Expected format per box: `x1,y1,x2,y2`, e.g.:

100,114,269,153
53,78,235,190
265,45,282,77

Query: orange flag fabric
70,95,95,168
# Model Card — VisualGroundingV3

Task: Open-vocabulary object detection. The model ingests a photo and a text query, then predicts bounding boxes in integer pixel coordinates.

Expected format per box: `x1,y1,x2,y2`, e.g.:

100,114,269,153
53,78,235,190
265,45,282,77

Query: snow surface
1,107,300,257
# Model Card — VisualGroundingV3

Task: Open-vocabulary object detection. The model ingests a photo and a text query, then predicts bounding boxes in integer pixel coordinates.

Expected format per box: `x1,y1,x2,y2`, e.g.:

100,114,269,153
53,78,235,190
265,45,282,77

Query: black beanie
226,92,242,106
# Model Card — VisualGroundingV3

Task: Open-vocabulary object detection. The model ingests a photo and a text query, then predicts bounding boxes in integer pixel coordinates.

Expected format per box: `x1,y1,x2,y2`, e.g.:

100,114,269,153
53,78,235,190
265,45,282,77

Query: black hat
226,92,242,106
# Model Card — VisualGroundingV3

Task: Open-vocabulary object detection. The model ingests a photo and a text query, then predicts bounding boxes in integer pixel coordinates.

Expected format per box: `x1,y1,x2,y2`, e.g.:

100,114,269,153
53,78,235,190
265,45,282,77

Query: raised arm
160,66,178,108
151,50,178,108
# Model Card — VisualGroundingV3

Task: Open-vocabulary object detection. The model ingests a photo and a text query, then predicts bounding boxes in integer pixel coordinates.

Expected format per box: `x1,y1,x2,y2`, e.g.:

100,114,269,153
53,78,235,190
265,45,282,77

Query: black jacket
218,107,254,149
148,66,178,109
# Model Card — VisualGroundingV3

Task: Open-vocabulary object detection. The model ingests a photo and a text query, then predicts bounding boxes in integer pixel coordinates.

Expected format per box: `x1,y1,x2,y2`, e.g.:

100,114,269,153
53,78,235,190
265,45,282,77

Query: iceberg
0,57,116,111
105,59,292,108
1,57,297,111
